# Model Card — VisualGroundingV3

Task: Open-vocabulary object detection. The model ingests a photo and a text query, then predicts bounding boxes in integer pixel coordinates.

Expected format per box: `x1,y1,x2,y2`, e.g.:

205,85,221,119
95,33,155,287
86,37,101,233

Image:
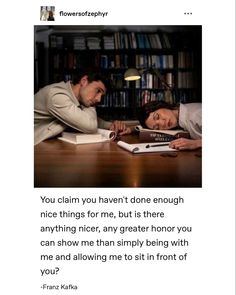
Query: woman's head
138,101,179,130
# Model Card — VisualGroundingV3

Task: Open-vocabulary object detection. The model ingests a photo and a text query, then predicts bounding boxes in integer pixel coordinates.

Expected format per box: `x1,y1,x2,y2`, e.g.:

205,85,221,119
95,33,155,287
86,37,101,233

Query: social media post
1,1,235,295
33,1,234,294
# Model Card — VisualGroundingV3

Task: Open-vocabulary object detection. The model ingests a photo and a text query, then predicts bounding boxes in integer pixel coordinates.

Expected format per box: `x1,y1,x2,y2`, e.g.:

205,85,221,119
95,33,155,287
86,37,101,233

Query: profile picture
40,6,55,21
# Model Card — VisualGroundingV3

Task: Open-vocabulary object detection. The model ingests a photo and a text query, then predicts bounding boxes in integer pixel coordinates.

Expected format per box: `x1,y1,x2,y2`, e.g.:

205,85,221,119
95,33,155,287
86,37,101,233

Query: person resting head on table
138,101,202,150
34,69,131,145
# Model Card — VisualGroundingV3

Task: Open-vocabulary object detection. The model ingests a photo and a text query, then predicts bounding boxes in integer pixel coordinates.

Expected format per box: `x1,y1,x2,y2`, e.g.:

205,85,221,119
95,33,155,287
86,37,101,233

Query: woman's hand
169,138,202,150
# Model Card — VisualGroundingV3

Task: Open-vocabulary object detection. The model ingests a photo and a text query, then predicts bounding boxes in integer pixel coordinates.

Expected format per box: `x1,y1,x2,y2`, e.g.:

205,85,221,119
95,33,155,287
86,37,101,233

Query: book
117,141,177,154
58,128,116,144
135,125,190,143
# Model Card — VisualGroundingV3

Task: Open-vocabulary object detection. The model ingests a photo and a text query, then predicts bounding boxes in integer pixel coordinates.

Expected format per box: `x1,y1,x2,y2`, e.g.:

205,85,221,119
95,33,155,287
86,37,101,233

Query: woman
47,11,55,21
138,101,202,150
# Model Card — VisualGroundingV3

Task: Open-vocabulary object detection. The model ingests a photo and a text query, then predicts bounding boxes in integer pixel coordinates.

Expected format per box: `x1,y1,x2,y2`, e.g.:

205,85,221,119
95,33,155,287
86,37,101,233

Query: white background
0,1,235,294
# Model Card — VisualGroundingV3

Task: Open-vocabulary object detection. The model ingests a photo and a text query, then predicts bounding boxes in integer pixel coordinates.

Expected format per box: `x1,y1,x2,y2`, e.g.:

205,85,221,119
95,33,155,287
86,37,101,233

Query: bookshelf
46,26,202,120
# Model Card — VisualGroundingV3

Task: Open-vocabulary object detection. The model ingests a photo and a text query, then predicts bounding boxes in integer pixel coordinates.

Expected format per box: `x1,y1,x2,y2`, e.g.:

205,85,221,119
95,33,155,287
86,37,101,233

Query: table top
34,135,202,188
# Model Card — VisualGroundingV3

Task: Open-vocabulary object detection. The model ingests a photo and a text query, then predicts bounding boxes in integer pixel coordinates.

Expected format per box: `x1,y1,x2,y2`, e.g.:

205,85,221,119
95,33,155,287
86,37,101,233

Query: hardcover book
135,125,190,143
58,128,116,144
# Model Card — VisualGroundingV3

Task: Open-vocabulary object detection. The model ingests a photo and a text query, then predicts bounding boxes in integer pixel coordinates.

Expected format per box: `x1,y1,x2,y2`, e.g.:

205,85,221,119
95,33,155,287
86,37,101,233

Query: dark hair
138,100,178,128
72,68,110,90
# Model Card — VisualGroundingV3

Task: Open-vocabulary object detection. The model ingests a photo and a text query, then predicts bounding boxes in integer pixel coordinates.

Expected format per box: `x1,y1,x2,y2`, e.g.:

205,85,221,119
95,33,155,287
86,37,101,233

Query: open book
58,128,116,144
117,140,177,154
135,125,190,142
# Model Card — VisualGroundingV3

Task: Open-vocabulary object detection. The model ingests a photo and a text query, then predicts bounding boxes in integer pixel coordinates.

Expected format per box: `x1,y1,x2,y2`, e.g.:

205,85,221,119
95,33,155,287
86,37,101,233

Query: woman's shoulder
180,102,201,113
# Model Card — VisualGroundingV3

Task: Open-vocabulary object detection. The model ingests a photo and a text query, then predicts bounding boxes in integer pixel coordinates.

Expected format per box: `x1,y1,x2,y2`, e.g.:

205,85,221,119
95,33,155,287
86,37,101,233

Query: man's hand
109,120,132,135
169,138,202,150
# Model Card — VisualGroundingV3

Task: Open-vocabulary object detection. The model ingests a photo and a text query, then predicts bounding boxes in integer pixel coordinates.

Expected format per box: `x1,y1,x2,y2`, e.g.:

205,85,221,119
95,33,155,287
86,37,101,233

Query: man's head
72,70,110,107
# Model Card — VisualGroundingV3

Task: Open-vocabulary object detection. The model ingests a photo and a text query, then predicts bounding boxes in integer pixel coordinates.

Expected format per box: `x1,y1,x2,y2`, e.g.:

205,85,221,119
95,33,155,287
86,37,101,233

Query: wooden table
34,135,202,187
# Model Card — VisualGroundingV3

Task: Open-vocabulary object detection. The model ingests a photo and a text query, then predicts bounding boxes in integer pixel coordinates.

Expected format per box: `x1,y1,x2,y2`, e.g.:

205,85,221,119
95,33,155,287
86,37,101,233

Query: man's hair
138,100,178,128
72,68,110,90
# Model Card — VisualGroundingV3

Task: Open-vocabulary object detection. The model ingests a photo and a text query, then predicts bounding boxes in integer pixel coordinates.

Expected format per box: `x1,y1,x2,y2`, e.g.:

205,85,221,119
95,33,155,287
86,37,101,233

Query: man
34,71,131,145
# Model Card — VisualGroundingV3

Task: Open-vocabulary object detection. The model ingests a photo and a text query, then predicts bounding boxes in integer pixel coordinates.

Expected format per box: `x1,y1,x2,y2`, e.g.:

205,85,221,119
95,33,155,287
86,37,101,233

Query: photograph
34,25,202,187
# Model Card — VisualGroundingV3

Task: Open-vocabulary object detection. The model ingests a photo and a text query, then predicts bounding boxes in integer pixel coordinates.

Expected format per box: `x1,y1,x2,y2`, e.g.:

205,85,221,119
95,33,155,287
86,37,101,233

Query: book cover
139,130,177,142
135,125,190,143
58,128,116,144
117,141,177,154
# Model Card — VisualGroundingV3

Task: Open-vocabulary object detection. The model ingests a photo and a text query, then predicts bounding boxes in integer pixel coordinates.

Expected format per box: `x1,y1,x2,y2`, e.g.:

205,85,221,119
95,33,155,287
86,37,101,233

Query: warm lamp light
124,67,172,90
124,68,141,81
124,67,173,104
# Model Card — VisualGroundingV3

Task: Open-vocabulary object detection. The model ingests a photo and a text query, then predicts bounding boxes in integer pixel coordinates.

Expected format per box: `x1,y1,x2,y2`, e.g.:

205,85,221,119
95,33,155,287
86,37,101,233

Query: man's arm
97,117,112,130
98,118,134,135
47,93,133,135
47,93,98,133
109,120,132,135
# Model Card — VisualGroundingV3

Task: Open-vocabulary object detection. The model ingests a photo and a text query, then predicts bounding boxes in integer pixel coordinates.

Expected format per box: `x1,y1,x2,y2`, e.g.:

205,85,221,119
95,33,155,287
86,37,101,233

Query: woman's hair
72,68,110,90
138,100,178,128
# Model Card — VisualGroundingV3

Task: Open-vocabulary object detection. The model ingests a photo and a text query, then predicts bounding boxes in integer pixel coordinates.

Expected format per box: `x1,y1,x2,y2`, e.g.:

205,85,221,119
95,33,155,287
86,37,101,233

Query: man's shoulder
48,81,79,105
48,81,71,93
35,81,68,95
47,81,76,100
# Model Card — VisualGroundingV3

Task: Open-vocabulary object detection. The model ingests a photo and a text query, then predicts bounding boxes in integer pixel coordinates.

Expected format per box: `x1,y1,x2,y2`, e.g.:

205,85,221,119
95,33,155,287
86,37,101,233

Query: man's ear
79,75,89,86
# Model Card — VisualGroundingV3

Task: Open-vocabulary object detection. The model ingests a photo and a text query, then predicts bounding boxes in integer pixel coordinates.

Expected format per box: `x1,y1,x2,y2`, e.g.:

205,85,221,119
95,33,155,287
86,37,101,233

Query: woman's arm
169,138,202,150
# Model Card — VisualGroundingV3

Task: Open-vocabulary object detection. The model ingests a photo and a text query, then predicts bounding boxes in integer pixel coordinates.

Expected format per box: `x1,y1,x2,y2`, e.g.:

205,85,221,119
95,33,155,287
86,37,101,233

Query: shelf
46,26,202,120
